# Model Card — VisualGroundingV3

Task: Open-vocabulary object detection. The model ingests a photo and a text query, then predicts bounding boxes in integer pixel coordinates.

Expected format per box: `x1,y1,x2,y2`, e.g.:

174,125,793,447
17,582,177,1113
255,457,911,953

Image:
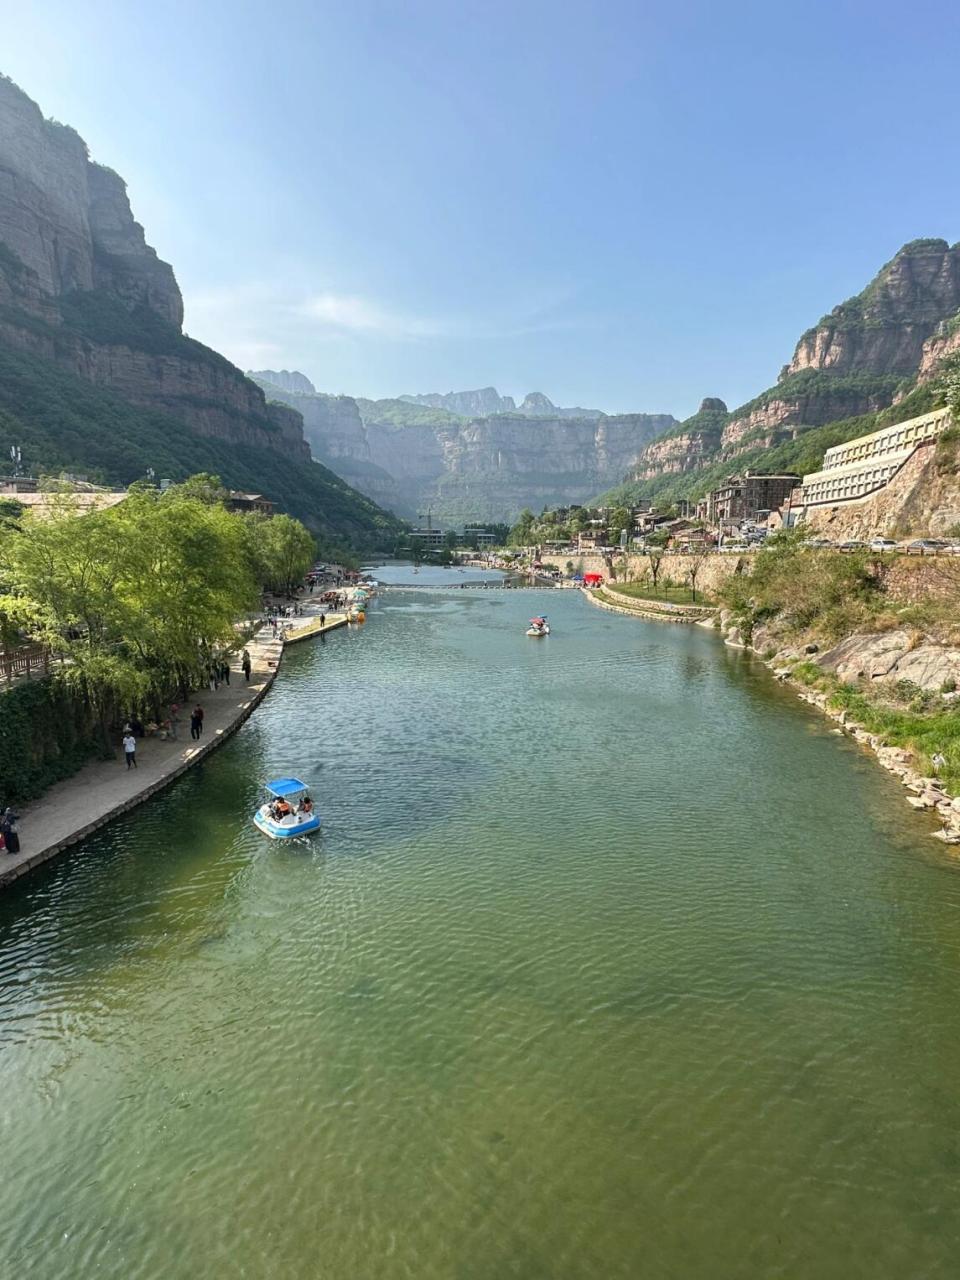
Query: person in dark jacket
1,807,20,855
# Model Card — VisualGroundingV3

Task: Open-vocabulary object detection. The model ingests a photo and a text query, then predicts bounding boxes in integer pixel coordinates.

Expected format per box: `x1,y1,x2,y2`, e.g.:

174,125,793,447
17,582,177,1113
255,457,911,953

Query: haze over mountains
249,371,677,522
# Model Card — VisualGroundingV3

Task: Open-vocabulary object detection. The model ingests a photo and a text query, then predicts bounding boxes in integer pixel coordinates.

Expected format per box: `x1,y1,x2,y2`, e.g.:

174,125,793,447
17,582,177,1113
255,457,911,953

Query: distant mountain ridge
251,372,676,522
398,386,605,420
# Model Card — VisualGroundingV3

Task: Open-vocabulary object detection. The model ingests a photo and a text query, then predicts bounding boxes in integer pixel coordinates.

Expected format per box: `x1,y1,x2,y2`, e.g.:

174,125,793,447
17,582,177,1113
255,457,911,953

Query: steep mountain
251,371,676,523
604,239,960,508
0,74,402,548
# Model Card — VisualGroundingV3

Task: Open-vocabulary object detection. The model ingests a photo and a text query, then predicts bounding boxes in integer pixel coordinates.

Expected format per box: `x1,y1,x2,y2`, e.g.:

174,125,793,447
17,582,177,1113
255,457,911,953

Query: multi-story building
705,471,800,524
408,527,445,550
790,406,952,511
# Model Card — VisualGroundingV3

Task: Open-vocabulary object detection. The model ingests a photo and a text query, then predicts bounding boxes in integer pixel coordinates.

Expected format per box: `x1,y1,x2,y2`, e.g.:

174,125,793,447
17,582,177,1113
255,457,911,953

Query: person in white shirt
122,733,137,770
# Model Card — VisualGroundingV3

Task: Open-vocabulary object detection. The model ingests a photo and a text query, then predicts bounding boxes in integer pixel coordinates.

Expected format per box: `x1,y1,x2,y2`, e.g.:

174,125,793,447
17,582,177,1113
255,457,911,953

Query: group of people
268,795,313,823
207,658,231,691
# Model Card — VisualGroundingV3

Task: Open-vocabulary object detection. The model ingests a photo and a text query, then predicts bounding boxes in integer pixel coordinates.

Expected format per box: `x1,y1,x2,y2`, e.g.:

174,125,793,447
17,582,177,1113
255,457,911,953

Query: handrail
1,643,55,684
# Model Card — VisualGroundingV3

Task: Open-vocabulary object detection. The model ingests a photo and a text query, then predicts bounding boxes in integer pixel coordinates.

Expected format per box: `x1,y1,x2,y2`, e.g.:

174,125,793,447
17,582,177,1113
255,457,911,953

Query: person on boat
299,796,313,815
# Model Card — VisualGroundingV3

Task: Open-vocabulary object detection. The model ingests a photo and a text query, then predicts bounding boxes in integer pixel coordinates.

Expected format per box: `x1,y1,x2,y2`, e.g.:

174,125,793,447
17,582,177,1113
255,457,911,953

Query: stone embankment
584,586,715,624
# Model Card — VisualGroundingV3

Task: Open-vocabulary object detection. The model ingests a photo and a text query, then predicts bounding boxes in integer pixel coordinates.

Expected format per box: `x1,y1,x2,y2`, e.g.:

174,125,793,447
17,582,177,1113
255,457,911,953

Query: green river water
2,564,960,1279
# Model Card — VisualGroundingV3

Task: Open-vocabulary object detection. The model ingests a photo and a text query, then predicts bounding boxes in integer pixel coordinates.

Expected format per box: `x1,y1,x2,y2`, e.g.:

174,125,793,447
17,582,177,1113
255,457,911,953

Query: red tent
583,572,604,585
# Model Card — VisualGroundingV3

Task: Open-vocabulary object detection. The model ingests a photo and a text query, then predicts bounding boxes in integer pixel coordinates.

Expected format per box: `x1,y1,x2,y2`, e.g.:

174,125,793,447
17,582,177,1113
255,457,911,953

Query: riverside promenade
0,607,348,891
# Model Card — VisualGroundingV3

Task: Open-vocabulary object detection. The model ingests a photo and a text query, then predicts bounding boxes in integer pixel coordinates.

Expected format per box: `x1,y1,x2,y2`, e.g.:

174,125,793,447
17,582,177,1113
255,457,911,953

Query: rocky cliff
787,240,960,380
0,75,307,461
252,372,675,522
615,240,960,506
0,75,402,546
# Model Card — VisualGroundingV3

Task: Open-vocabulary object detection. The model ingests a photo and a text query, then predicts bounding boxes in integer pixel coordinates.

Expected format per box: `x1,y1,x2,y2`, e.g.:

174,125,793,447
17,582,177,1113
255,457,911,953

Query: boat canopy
264,777,309,798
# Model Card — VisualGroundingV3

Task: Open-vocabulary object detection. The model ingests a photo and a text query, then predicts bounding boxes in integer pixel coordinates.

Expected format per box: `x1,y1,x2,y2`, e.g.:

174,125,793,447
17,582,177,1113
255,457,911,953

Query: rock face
917,317,960,383
252,371,676,521
817,629,960,693
621,240,960,500
787,240,960,380
0,77,182,324
0,75,312,463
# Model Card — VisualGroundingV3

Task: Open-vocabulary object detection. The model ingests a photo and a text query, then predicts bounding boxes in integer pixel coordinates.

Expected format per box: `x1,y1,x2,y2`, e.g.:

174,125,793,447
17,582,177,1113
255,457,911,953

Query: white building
790,406,952,511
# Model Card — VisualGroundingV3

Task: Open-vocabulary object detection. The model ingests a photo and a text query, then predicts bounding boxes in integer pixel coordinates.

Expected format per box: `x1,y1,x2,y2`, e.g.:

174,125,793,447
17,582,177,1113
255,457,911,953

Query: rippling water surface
3,565,960,1278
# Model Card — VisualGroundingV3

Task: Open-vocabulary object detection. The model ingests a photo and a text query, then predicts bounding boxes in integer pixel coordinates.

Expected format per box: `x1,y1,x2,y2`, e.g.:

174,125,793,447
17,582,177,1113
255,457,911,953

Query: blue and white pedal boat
253,777,321,839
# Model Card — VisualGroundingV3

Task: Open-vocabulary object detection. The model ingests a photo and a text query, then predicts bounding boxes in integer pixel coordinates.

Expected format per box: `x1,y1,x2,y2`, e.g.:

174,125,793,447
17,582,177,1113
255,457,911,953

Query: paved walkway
0,602,352,891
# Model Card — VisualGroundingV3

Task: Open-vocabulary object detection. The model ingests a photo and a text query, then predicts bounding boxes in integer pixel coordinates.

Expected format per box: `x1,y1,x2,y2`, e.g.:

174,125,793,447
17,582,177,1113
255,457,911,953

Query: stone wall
538,550,748,598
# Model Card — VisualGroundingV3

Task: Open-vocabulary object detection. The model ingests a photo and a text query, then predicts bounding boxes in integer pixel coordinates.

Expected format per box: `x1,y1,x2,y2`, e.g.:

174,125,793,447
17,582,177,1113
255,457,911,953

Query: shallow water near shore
2,564,960,1278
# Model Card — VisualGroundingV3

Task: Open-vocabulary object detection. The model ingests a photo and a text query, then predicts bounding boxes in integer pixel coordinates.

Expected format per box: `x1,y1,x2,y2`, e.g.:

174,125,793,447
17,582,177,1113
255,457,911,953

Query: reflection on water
2,571,960,1279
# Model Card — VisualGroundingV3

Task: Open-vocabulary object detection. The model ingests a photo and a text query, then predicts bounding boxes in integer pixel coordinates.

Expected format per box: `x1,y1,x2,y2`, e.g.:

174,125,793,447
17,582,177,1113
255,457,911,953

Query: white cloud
299,292,445,339
181,278,596,376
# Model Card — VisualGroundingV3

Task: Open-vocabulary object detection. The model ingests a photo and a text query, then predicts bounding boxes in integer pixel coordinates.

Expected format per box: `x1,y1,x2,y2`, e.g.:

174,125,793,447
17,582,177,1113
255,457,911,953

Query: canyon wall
253,372,676,522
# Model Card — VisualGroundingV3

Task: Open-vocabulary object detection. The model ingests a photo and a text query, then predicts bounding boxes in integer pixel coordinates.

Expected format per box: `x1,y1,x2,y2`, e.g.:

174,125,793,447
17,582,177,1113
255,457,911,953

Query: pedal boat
254,777,321,838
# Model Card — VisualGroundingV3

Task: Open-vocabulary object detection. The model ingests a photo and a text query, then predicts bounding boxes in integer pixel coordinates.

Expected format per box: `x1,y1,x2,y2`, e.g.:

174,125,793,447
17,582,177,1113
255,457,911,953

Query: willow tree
246,513,316,594
0,484,261,743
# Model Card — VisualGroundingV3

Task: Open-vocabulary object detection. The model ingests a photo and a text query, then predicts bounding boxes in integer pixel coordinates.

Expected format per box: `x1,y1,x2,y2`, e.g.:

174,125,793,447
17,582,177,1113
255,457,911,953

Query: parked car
869,538,898,552
903,539,947,555
837,539,867,551
804,537,834,549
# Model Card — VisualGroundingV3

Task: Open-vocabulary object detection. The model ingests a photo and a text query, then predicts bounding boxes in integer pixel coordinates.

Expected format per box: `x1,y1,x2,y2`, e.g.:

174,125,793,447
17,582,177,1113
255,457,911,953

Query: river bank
0,597,357,891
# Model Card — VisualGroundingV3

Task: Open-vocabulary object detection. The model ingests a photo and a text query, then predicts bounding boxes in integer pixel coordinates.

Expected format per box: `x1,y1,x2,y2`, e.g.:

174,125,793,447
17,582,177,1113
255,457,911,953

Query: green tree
250,513,316,594
0,480,264,746
509,509,536,546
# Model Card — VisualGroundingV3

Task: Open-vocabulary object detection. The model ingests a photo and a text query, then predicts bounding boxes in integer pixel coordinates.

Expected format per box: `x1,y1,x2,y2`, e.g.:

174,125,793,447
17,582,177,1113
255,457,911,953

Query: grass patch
606,582,708,606
790,662,960,791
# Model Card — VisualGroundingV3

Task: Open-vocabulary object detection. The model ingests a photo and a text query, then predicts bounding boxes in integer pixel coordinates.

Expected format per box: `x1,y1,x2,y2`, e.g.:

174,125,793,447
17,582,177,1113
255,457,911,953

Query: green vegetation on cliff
355,397,466,429
807,238,954,334
730,369,903,421
0,345,402,551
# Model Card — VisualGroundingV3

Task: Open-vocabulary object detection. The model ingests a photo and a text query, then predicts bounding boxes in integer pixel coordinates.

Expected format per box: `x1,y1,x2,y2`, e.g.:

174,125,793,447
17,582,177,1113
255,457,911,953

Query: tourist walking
122,732,138,769
1,807,20,855
191,704,204,740
241,649,252,682
221,659,230,685
320,612,326,628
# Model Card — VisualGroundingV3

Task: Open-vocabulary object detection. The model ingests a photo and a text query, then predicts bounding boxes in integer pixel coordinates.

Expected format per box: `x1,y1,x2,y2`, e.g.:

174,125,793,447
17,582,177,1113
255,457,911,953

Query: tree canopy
0,477,315,734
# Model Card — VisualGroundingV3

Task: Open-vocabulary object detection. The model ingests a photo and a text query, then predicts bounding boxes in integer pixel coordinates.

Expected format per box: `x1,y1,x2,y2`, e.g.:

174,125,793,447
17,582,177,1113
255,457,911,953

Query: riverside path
2,622,308,889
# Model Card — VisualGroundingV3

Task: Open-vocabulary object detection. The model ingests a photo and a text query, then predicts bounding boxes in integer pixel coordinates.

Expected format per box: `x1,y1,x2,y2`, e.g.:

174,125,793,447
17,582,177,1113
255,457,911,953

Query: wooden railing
1,643,54,684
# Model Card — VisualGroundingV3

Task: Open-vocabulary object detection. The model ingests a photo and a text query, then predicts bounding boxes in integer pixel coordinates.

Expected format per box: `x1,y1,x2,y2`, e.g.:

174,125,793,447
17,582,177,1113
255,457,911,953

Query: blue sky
3,0,959,416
